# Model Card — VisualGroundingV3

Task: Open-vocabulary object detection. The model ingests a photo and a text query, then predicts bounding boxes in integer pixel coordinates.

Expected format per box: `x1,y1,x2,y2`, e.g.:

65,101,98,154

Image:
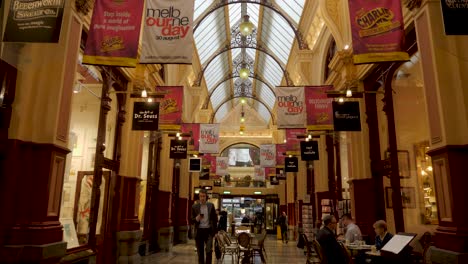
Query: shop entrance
220,195,279,235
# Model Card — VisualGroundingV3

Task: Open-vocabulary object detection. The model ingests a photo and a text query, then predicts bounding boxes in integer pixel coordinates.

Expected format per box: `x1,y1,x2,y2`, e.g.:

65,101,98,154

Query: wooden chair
339,242,352,264
237,232,252,264
311,239,327,264
216,234,239,264
251,230,267,263
303,234,321,264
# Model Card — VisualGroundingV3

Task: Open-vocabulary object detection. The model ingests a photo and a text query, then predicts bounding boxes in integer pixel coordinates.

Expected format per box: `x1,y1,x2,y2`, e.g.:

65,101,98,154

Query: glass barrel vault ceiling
194,0,306,124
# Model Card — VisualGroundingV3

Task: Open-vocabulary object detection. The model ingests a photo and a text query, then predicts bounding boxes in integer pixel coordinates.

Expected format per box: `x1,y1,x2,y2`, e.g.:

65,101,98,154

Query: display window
59,60,103,249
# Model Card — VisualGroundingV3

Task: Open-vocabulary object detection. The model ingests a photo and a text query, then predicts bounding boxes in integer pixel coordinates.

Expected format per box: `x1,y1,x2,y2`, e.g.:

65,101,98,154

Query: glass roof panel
256,81,276,109
261,8,294,64
215,103,229,123
204,54,229,90
274,0,305,24
253,101,271,123
231,48,241,61
229,3,242,27
194,8,226,65
194,0,215,21
258,53,283,85
247,4,260,26
211,81,230,109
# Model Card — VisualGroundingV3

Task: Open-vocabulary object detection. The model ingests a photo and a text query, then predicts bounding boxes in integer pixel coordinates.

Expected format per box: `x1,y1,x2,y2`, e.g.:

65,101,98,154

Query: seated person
373,220,393,250
316,215,346,264
342,213,362,243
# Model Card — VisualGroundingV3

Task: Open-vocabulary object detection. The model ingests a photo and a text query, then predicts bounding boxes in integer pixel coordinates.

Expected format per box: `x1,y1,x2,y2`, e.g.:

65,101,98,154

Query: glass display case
414,141,438,225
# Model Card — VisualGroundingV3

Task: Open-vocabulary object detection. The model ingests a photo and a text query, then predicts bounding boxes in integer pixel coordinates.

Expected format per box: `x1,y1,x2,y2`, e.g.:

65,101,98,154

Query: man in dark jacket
192,189,218,264
316,215,346,264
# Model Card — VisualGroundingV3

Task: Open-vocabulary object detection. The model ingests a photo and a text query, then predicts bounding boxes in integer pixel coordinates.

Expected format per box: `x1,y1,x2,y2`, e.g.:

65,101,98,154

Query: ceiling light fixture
141,89,148,98
346,89,352,97
239,15,254,37
338,97,344,103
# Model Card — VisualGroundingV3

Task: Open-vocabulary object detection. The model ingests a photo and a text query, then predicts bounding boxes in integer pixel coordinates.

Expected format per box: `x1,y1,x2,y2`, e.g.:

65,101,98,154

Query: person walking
191,189,218,264
278,211,288,244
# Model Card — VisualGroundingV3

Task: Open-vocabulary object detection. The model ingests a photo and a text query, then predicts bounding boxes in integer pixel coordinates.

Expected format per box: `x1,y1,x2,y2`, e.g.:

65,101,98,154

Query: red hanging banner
83,0,144,67
305,86,334,131
157,86,184,130
348,0,409,64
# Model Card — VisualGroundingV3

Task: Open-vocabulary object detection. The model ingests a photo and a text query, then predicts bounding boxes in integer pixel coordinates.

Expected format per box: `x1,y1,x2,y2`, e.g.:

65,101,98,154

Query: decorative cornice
404,0,423,11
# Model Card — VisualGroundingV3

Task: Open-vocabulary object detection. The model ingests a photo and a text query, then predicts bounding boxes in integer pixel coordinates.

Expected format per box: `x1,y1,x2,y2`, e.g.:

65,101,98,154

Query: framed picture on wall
385,150,411,178
385,187,417,208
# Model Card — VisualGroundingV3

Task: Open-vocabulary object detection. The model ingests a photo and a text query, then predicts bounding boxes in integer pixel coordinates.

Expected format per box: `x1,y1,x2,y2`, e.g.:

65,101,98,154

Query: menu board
381,233,416,254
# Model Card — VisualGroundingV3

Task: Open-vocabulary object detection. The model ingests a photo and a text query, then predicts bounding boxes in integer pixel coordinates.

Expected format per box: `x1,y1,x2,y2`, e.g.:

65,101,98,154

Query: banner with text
200,154,215,180
158,86,183,130
332,101,362,131
305,86,334,130
441,0,468,35
285,157,299,172
348,0,409,64
170,139,187,159
276,167,286,180
254,166,266,182
181,123,200,152
216,157,229,176
260,144,276,168
275,144,287,166
132,102,159,130
140,0,194,64
286,128,307,154
199,124,220,154
300,141,319,161
82,0,144,67
3,0,65,42
276,86,306,128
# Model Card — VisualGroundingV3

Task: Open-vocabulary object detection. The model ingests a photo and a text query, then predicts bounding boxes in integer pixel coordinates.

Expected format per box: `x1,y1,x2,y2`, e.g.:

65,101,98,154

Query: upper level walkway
142,235,307,263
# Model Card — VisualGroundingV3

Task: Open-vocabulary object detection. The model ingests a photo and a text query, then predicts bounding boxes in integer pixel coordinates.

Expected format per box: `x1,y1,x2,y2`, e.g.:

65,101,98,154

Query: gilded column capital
75,0,93,16
404,0,423,11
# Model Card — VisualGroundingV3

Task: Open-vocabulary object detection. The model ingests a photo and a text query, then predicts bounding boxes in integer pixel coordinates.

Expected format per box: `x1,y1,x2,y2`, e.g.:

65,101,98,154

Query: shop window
60,62,102,249
414,141,438,225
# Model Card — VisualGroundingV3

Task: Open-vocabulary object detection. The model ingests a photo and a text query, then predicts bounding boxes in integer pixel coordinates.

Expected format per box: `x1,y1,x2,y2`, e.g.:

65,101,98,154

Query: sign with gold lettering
441,0,468,35
140,0,194,64
132,102,159,131
3,0,65,42
83,0,144,67
348,0,409,64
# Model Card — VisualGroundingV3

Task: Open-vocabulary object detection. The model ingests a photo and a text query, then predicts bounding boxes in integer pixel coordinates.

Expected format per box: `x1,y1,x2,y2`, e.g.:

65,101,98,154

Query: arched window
220,143,260,167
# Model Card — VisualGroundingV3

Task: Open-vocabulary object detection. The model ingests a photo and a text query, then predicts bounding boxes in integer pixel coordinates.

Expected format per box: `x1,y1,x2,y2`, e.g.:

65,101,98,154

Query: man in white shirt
192,189,218,264
342,213,362,243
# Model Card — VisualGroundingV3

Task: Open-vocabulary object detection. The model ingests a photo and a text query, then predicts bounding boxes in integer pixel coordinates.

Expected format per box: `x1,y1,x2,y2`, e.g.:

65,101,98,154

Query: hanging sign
188,158,201,172
3,0,65,43
216,157,229,176
332,101,362,131
270,176,279,185
260,144,276,168
286,128,306,154
158,86,184,130
285,157,299,172
348,0,409,64
199,124,220,154
276,144,286,167
181,123,200,153
140,0,194,64
132,102,159,131
300,141,319,161
276,86,306,128
82,0,144,67
305,86,334,130
441,0,468,35
170,139,187,159
276,167,286,180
